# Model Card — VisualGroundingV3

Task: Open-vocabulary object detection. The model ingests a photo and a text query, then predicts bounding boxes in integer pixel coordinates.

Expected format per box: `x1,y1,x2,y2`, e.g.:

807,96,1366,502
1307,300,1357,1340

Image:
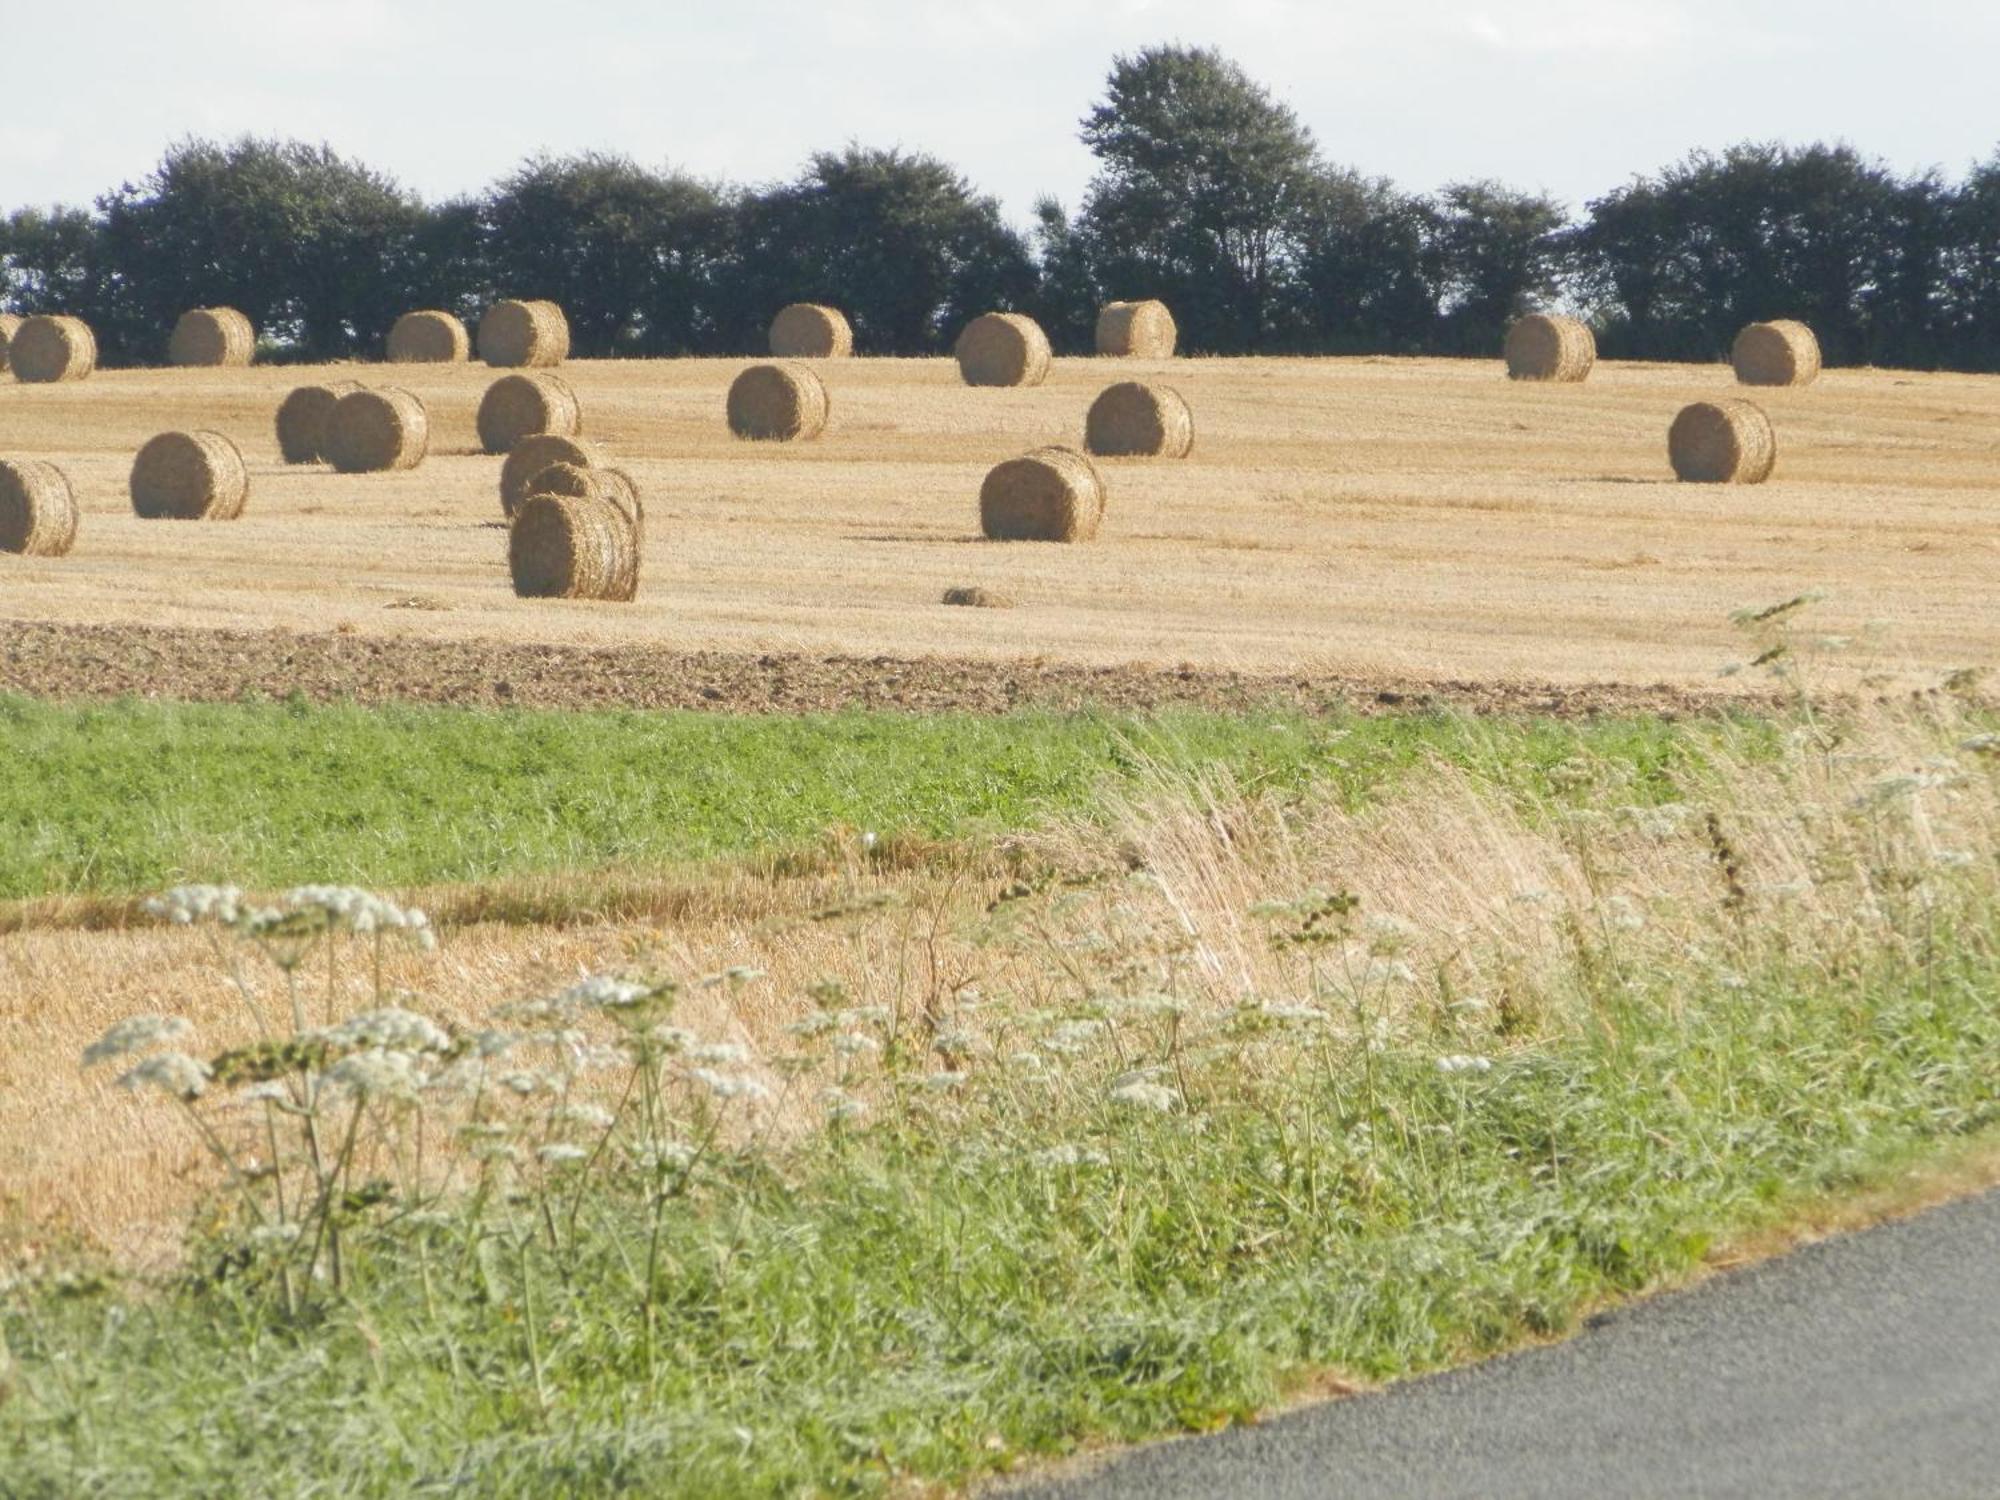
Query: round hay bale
1504,314,1595,382
9,315,97,383
510,478,643,603
324,387,429,474
275,379,366,464
768,303,853,358
0,313,21,375
387,309,470,364
0,457,79,556
979,446,1105,543
941,585,1012,609
129,431,249,520
726,362,829,441
477,372,581,455
1095,300,1177,358
520,462,644,602
477,299,570,368
168,306,255,367
1732,320,1821,387
499,432,597,518
1084,381,1194,458
1668,399,1777,484
955,312,1052,388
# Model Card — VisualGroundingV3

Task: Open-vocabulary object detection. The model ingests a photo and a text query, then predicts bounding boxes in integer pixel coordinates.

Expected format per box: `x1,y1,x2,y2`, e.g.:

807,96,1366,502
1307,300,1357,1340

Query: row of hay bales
1504,313,1823,388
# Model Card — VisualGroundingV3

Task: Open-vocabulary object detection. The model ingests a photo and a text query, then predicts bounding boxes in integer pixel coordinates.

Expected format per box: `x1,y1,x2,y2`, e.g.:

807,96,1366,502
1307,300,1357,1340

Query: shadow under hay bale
1085,381,1194,458
9,316,97,383
1095,299,1177,358
509,466,644,602
727,363,829,440
0,457,79,556
478,372,581,455
500,433,596,518
1504,314,1595,382
168,307,255,367
1669,399,1777,484
979,446,1105,542
1733,320,1821,388
477,299,570,368
956,312,1051,388
129,431,249,520
768,303,853,358
325,387,428,474
387,310,470,364
275,380,366,465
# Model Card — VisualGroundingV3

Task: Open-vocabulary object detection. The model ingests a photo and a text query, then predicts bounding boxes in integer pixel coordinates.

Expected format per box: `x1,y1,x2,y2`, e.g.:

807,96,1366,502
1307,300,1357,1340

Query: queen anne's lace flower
315,1007,450,1054
116,1051,212,1100
536,1143,588,1165
1032,1143,1110,1169
143,885,244,926
1108,1078,1178,1113
323,1048,422,1099
1435,1054,1493,1075
687,1068,769,1101
82,1014,193,1069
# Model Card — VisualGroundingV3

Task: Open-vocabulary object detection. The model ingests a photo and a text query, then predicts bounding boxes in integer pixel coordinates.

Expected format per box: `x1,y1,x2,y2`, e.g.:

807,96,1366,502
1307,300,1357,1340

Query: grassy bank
0,693,1717,901
3,704,1994,1496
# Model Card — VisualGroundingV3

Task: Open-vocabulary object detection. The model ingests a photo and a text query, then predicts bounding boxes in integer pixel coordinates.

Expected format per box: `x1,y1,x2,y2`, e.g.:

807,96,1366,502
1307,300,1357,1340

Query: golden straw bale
129,431,249,520
168,307,255,367
726,362,829,441
955,312,1052,387
979,445,1106,542
1668,399,1777,484
1504,314,1595,382
0,313,21,375
499,433,597,518
519,462,644,601
477,299,570,368
0,457,79,556
387,310,471,364
477,372,582,455
1094,299,1177,357
1084,381,1194,458
1732,320,1821,387
275,379,365,464
9,315,97,383
768,303,853,358
324,387,428,474
941,585,1013,609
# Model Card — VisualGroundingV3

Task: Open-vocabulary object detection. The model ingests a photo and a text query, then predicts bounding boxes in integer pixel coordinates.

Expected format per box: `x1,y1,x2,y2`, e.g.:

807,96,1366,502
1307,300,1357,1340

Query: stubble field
4,352,1995,704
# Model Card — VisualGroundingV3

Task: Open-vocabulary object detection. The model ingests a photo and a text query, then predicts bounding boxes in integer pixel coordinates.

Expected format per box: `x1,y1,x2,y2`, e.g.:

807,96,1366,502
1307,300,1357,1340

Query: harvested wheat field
2,355,1996,703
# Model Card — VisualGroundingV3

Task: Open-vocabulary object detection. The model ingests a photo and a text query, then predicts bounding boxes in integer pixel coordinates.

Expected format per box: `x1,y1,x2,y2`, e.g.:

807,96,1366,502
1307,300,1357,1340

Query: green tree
1291,170,1443,353
1430,180,1567,354
1075,45,1321,351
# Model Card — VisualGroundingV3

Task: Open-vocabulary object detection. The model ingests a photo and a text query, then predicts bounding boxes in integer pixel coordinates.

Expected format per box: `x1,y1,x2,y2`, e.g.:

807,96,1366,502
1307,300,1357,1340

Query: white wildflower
500,1071,546,1096
536,1143,588,1166
1361,957,1418,986
323,1048,422,1100
687,1068,769,1102
472,1142,520,1164
1032,1143,1110,1169
235,1080,295,1107
644,1025,694,1053
316,1006,450,1054
1435,1054,1492,1075
1042,1019,1107,1055
1606,895,1646,932
785,1012,839,1038
820,1087,867,1124
82,1014,193,1069
687,1042,750,1067
1108,1079,1178,1113
556,1103,615,1131
836,1005,893,1029
143,885,244,926
247,1222,302,1250
923,1071,969,1091
1934,850,1976,869
115,1050,211,1099
1364,913,1418,956
932,1026,988,1056
635,1140,697,1173
1257,1002,1328,1025
1005,1051,1048,1073
283,885,430,936
833,1032,881,1057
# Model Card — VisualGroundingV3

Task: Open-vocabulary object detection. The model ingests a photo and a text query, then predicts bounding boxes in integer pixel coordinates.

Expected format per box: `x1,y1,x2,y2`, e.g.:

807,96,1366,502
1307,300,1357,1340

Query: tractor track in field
0,619,1766,719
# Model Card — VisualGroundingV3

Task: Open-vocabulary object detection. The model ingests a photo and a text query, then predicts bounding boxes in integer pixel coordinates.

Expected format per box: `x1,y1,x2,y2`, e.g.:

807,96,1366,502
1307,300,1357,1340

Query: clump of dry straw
727,363,829,441
956,312,1051,387
168,307,255,367
768,303,853,358
129,431,249,519
1095,299,1177,357
0,457,79,555
1504,314,1595,382
478,372,581,455
1669,399,1777,484
1085,381,1194,458
387,310,470,363
9,315,97,383
477,299,570,368
510,465,644,602
979,446,1105,542
324,388,429,474
1732,320,1820,387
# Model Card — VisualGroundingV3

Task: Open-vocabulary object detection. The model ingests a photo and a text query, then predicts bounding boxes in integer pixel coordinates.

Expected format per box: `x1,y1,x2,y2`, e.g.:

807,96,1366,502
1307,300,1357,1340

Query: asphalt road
1018,1188,2000,1500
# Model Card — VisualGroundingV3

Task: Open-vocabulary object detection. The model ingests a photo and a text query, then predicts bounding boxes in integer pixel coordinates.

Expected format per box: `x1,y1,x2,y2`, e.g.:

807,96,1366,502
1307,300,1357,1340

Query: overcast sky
4,1,1995,225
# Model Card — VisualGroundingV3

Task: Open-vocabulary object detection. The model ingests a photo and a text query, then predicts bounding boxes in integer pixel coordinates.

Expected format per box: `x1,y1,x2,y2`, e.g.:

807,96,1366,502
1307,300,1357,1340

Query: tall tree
1430,181,1567,354
1075,45,1321,352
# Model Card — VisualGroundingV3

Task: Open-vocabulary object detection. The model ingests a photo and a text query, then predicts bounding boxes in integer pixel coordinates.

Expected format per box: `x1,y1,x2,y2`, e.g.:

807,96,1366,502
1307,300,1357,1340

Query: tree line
5,46,1998,371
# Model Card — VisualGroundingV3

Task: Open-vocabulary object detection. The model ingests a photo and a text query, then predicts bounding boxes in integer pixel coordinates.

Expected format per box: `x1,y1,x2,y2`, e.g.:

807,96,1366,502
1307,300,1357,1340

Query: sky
3,0,1996,226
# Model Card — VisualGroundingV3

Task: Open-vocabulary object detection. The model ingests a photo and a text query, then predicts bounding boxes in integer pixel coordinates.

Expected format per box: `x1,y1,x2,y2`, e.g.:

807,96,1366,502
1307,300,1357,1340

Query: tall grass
2,705,1996,1496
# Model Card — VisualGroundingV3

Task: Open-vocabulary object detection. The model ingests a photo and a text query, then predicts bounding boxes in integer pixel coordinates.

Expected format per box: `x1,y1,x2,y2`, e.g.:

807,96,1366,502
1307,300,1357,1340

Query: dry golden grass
0,356,1995,689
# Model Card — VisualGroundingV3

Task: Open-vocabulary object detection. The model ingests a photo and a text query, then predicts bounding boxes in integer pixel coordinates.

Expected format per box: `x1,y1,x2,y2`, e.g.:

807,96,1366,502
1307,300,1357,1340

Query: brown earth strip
0,618,1754,718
